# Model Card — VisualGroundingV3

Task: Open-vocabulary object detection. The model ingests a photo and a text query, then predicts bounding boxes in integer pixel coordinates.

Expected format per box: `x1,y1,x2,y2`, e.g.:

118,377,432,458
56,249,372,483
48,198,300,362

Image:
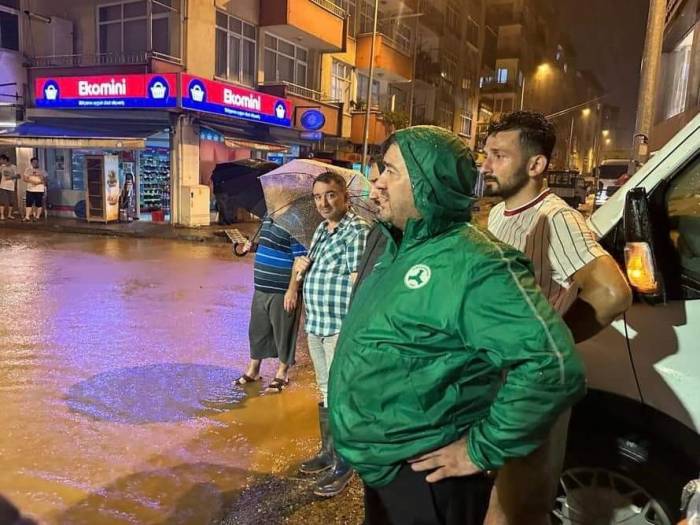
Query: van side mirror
623,187,665,303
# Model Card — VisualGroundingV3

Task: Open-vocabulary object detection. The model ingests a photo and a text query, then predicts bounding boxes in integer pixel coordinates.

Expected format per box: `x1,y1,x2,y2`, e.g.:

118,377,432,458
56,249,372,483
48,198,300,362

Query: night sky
558,0,649,149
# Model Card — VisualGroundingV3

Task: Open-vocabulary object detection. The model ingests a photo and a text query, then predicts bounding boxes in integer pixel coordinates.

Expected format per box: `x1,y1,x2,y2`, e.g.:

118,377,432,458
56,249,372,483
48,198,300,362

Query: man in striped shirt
482,111,632,525
236,217,307,392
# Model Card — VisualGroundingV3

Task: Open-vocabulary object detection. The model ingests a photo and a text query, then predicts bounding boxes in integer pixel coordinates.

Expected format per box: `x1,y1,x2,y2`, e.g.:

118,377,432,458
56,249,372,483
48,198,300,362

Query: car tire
554,421,685,524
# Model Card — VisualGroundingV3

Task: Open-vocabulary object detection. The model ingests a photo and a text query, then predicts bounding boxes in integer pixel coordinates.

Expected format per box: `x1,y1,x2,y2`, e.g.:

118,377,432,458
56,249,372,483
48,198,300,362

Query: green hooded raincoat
327,126,586,487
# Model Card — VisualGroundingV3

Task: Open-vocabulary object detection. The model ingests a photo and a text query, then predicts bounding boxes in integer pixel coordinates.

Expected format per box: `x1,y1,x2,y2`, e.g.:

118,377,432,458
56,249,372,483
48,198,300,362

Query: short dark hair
487,111,556,166
30,156,39,162
380,135,397,157
0,154,9,161
313,171,347,192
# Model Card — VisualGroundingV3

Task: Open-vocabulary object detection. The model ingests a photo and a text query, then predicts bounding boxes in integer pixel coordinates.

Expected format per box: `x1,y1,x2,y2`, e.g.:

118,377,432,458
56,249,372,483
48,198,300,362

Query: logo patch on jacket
404,264,431,289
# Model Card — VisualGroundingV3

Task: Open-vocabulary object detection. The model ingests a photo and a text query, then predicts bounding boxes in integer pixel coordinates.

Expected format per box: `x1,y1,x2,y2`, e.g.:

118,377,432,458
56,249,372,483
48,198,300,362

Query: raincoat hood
392,125,479,236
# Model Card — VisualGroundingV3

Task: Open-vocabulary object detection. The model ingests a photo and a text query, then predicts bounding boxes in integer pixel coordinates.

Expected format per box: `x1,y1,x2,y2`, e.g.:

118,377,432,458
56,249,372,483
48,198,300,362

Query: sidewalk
0,216,261,244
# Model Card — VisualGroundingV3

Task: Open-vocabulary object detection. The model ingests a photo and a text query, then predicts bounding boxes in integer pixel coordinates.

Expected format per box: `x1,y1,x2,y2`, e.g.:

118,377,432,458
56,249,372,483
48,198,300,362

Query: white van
555,114,700,523
595,158,631,206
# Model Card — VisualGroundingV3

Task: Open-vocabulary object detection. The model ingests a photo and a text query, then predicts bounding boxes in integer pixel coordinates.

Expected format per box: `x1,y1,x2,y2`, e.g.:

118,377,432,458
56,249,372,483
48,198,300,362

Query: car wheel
554,425,684,524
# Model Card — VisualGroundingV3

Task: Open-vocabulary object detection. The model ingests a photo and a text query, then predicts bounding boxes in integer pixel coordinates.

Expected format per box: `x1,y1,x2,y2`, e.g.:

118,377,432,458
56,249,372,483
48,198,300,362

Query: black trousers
363,464,493,525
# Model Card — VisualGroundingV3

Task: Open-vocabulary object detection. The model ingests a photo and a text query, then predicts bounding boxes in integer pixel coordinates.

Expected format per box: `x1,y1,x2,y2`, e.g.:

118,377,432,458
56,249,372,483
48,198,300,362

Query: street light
581,107,591,117
602,129,610,137
360,0,380,174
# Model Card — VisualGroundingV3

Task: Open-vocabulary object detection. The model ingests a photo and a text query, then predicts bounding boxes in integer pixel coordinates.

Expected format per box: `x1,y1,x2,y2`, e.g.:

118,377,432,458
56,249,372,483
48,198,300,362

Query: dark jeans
364,464,493,525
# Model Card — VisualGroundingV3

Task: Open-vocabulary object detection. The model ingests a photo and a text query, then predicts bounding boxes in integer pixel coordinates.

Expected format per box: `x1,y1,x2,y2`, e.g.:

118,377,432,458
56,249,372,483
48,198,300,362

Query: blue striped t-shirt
254,218,307,294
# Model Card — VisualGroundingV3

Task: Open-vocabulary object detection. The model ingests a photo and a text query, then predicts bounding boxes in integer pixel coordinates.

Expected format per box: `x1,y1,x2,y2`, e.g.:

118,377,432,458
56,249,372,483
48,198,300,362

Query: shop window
97,0,181,61
264,33,308,87
331,59,352,107
215,11,256,86
0,0,19,51
666,155,700,284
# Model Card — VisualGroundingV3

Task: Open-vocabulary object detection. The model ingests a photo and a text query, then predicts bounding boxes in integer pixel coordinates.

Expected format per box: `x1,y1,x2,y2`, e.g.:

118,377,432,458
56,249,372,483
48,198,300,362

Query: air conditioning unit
180,185,210,226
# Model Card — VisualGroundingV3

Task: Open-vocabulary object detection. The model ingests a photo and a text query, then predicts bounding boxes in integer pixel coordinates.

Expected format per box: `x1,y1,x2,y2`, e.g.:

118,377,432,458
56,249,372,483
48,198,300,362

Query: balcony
356,33,412,82
350,111,392,146
260,0,346,52
259,81,343,136
420,4,445,39
480,80,518,94
414,49,440,86
28,51,183,78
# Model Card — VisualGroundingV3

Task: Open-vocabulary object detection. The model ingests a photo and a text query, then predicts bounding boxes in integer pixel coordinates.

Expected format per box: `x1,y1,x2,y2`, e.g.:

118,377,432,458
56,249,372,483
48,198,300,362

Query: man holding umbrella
235,214,307,392
293,170,370,498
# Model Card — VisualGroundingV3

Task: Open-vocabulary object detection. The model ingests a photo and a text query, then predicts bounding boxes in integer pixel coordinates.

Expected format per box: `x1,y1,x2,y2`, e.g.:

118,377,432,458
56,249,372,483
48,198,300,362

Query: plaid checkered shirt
303,212,370,337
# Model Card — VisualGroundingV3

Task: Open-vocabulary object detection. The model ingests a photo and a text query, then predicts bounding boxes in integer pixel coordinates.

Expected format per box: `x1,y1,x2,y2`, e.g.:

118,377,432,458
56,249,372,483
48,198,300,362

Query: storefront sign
300,109,326,131
35,74,178,109
181,74,292,128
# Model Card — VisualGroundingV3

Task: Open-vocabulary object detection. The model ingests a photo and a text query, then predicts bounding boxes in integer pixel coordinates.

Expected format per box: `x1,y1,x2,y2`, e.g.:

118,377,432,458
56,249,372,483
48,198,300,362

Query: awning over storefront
201,121,288,153
0,119,170,149
224,137,288,152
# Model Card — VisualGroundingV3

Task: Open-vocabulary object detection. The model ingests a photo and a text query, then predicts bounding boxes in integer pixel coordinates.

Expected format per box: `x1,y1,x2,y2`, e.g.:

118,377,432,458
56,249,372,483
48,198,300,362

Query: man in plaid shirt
292,171,370,498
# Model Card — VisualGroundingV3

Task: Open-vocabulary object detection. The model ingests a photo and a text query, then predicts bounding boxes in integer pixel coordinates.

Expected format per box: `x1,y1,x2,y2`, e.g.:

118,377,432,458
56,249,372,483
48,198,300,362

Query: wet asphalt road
0,231,364,525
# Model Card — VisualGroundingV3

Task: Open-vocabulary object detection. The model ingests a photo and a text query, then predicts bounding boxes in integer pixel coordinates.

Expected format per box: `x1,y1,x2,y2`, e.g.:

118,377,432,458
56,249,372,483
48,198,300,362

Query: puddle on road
0,232,325,524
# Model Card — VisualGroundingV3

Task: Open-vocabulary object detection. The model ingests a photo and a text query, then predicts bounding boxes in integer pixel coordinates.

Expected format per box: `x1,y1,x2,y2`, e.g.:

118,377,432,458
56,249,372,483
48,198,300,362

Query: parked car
555,114,700,524
546,170,588,208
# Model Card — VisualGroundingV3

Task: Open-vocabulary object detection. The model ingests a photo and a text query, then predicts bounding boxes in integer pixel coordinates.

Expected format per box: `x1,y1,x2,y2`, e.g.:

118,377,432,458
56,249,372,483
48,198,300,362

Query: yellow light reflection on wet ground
0,232,335,524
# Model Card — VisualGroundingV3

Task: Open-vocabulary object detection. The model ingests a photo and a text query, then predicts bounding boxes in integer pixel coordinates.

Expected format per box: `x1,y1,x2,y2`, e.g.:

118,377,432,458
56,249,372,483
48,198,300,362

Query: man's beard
483,164,529,199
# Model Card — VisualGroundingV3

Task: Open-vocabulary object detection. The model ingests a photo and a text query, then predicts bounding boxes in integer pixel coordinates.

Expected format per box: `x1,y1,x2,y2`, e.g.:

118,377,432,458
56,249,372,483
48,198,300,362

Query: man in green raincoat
327,126,586,525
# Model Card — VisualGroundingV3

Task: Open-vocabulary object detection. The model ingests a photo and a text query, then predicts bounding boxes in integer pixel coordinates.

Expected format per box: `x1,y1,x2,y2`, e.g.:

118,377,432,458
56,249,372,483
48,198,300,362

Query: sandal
234,374,260,386
264,377,289,394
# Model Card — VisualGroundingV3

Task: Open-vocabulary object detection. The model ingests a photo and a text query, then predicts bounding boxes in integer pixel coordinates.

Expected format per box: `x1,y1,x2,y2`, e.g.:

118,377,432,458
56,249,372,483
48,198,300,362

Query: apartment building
0,0,492,226
651,0,700,151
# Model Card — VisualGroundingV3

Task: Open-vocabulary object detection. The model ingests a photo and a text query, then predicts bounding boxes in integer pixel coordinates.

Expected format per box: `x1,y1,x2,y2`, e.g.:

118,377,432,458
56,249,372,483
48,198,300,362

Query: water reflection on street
0,232,323,524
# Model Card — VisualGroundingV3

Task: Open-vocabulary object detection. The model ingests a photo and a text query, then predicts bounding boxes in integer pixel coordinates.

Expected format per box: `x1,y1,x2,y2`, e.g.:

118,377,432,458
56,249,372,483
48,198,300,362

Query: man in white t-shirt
23,157,47,222
0,154,19,220
482,111,632,525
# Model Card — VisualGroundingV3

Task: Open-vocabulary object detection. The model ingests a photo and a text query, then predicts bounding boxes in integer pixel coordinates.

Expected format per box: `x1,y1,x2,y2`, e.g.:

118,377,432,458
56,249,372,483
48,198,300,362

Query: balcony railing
354,93,409,115
359,16,412,56
30,51,182,68
480,80,518,93
262,81,323,102
310,0,346,18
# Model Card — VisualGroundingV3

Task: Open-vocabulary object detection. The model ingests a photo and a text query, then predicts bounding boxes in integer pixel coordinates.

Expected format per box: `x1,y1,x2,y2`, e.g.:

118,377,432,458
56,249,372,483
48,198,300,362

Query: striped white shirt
488,189,608,314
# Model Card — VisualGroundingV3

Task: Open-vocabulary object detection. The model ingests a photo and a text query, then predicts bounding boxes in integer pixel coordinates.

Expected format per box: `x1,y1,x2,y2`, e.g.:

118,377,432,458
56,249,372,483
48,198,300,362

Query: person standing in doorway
293,171,370,498
482,111,632,525
0,154,19,221
23,157,47,222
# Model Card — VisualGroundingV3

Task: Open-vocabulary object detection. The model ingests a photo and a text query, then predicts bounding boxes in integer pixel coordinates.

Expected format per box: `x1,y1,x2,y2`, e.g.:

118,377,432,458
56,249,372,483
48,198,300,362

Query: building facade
651,0,700,151
0,0,489,226
477,0,608,173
